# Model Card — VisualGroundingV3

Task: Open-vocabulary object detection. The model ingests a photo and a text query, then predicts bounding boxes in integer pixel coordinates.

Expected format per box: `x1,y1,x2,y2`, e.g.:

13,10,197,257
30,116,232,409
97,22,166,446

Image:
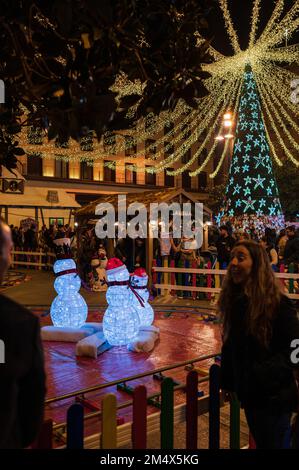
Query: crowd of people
7,220,299,293
10,223,76,253
154,223,299,272
0,217,298,449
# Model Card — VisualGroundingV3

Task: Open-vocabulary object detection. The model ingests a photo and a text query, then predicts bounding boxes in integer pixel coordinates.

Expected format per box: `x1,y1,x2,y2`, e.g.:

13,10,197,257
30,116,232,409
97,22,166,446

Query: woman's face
229,245,253,285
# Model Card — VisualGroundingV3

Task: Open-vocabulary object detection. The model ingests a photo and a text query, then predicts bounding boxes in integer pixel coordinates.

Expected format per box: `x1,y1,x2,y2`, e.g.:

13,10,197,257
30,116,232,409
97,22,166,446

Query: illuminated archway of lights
21,0,299,178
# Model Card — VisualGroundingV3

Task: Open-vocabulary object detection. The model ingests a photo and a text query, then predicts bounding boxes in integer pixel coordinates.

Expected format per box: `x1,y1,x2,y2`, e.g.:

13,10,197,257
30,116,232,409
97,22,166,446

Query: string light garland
22,1,299,179
259,81,299,157
218,0,241,54
256,0,284,44
249,0,261,48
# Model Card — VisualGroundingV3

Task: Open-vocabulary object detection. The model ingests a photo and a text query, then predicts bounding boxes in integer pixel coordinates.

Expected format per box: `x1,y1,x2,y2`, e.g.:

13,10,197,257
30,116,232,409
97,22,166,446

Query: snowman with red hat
130,267,154,327
103,258,140,346
50,237,88,328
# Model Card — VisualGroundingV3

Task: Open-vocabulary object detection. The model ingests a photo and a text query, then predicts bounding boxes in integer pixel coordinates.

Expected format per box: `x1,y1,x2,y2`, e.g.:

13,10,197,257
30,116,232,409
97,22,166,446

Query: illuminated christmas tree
217,65,285,235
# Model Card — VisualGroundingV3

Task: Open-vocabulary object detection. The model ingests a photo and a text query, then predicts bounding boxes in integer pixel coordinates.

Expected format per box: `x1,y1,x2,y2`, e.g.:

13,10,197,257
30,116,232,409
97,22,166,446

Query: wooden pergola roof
76,188,212,217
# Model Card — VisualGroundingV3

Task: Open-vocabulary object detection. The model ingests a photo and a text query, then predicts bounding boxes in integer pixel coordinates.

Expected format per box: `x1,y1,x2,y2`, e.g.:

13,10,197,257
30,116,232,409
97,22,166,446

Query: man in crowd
0,219,46,448
216,225,236,268
284,225,299,271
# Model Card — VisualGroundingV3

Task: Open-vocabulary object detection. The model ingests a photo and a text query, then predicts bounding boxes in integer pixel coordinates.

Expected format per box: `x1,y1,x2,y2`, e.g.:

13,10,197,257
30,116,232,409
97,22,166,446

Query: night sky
205,0,299,55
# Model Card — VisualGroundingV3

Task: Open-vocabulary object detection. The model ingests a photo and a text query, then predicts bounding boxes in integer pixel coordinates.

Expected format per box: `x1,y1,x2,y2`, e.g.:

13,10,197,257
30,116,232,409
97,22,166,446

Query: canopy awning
76,188,212,217
0,186,81,209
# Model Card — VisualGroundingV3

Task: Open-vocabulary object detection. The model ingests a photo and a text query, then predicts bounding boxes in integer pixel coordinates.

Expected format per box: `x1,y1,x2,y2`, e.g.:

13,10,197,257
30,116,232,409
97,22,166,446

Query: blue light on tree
130,268,154,327
217,64,284,234
103,258,140,346
50,258,88,328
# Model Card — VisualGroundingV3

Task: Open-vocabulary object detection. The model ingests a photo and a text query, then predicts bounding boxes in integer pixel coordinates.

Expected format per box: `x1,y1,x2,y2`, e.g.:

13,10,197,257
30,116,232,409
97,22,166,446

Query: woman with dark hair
219,240,299,449
260,236,278,271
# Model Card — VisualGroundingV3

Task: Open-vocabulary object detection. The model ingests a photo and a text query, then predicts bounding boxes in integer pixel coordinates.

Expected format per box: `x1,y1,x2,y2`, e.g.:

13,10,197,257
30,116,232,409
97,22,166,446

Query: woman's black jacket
221,294,299,411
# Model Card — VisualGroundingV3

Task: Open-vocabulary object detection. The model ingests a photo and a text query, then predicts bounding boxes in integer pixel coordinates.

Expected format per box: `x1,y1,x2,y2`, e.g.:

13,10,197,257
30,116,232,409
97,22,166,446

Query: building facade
1,115,219,227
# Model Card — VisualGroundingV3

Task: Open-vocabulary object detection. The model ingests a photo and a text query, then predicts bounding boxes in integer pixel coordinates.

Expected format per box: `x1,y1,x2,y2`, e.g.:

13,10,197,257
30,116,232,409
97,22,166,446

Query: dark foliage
273,164,299,216
0,0,213,170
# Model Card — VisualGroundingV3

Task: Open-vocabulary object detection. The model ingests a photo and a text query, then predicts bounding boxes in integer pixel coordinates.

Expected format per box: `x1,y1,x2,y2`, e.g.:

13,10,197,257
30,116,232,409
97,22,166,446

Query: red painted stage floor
36,308,222,444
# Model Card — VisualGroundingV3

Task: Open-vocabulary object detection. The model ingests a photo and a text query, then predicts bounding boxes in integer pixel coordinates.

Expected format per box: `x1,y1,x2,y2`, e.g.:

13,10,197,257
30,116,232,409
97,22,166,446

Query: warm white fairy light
257,0,284,44
174,77,242,177
263,122,283,167
260,81,299,153
249,0,261,48
154,78,238,174
143,77,236,173
264,81,299,135
256,78,299,166
20,1,299,178
218,0,241,53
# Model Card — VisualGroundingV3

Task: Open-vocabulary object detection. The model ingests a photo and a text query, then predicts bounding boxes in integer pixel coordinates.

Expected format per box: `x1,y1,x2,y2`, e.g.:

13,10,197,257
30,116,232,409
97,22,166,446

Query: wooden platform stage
36,307,222,444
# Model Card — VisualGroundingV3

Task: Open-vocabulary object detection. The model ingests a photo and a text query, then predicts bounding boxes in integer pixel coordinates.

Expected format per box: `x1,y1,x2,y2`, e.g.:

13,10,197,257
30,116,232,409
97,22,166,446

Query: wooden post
203,225,208,250
35,206,39,225
147,221,153,283
67,403,84,449
163,256,169,295
186,370,198,449
192,260,197,300
106,238,114,259
207,261,212,300
214,261,221,305
101,393,117,449
132,385,147,449
289,263,295,294
170,259,175,296
40,208,45,226
160,378,174,449
279,263,286,291
209,364,220,449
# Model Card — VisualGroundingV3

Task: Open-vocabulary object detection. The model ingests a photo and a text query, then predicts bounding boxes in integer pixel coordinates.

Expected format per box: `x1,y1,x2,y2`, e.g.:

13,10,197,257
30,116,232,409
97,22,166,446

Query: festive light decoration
21,2,299,178
103,258,140,346
130,268,154,327
50,258,88,328
217,65,285,234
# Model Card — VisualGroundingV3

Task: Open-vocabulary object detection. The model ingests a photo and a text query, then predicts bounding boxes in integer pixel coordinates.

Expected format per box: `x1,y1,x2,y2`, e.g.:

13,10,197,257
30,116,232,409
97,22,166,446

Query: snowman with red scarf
130,267,154,327
103,258,140,346
50,238,88,328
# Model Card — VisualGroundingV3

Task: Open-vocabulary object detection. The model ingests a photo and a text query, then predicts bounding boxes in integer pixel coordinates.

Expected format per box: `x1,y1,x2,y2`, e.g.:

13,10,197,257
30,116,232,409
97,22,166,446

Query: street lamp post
214,111,235,180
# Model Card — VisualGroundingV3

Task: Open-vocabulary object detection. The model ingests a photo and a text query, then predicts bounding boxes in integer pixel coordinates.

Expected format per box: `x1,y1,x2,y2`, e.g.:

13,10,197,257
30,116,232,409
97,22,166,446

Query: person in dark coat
218,240,299,449
284,225,299,269
216,225,235,268
0,219,46,448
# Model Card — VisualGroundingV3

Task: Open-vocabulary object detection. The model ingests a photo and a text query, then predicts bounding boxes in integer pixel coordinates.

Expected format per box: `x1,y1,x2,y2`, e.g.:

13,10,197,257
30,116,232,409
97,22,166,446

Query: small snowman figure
91,244,108,292
130,267,154,326
103,258,140,346
50,238,88,328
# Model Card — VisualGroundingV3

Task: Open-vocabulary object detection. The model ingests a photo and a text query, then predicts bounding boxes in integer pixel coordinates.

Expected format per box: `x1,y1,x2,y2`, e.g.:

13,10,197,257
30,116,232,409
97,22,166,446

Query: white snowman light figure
130,267,154,326
50,239,88,328
103,258,140,346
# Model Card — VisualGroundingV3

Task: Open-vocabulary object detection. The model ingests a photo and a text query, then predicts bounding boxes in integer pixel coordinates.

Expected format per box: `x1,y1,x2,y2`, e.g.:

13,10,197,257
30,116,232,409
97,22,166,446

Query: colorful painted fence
33,363,245,450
